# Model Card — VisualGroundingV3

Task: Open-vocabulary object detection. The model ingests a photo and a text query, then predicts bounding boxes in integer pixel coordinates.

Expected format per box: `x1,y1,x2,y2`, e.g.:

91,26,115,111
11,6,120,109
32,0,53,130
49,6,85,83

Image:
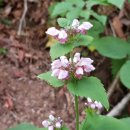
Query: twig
17,0,28,35
109,20,116,37
107,72,120,98
107,93,130,116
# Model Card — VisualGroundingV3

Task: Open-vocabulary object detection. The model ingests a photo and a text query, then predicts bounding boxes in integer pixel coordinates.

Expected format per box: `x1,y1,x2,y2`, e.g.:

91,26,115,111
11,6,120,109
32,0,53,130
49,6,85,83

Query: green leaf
93,36,128,59
126,43,130,56
61,126,70,130
111,59,125,77
121,118,130,125
81,111,130,130
57,18,70,27
50,35,93,60
8,123,46,130
108,0,124,9
37,71,64,87
51,2,72,17
73,35,93,47
0,48,7,55
0,0,4,7
66,8,81,21
80,10,91,20
91,10,107,25
0,18,12,26
50,42,73,60
120,60,130,88
88,20,104,37
67,77,109,109
65,0,85,8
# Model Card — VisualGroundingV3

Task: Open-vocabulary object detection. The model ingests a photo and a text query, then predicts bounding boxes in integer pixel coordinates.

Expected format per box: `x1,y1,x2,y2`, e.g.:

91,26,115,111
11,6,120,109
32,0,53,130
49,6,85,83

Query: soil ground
0,1,130,130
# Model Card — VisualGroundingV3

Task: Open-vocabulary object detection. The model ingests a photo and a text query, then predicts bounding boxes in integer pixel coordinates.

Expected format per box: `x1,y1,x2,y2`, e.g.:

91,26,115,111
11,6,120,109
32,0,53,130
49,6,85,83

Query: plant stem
75,95,79,130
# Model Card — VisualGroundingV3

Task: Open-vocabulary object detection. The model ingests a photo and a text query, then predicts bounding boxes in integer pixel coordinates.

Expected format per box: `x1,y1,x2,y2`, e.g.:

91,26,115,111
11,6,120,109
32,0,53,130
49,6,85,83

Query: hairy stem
75,95,79,130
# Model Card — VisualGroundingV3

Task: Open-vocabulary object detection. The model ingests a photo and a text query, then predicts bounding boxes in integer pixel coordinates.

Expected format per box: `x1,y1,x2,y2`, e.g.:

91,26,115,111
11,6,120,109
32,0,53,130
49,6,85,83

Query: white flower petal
42,120,50,128
76,67,83,75
81,22,93,30
90,103,96,109
97,102,102,109
73,53,80,63
60,56,69,67
49,115,55,121
71,19,80,28
58,70,69,80
51,69,60,77
58,30,68,39
46,27,60,36
48,126,54,130
55,122,61,128
51,59,62,70
87,97,92,103
84,65,95,73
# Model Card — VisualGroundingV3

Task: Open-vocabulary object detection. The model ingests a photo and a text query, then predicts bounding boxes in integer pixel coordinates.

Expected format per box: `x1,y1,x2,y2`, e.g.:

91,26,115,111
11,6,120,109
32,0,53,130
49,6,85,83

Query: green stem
75,95,79,130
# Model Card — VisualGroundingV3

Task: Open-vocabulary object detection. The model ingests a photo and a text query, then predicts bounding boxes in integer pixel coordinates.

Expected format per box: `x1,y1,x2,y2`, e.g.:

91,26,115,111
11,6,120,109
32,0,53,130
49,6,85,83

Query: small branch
109,20,116,37
17,0,28,35
107,72,120,98
107,93,130,116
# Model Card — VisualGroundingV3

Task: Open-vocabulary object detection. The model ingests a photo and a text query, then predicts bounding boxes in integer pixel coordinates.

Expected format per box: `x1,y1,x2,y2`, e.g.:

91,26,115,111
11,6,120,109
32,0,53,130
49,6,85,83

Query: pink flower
78,22,93,34
46,27,60,37
57,30,68,44
42,115,63,130
51,56,69,80
51,53,95,80
85,97,103,112
74,53,95,79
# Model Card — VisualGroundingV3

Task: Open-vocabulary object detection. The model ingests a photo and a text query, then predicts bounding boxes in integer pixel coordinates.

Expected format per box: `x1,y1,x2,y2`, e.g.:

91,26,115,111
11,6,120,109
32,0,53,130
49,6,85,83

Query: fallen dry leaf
46,36,57,48
112,16,126,40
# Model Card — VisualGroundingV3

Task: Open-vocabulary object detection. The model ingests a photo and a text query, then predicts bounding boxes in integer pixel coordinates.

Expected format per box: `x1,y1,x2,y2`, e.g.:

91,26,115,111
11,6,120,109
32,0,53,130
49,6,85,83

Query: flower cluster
71,19,93,34
46,19,93,44
51,53,95,80
42,115,63,130
46,27,68,44
85,97,103,112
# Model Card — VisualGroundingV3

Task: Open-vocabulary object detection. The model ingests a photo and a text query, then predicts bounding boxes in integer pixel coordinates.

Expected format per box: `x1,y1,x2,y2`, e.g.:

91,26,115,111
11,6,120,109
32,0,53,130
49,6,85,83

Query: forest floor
0,1,130,130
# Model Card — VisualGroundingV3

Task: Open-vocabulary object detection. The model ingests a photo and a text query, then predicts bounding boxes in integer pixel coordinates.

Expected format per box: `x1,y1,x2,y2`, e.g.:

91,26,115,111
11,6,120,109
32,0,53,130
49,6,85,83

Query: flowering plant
9,18,130,130
38,18,109,130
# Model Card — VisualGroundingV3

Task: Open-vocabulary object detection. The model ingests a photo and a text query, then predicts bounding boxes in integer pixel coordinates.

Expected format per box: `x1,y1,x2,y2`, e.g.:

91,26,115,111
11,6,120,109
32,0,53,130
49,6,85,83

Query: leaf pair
38,72,109,110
